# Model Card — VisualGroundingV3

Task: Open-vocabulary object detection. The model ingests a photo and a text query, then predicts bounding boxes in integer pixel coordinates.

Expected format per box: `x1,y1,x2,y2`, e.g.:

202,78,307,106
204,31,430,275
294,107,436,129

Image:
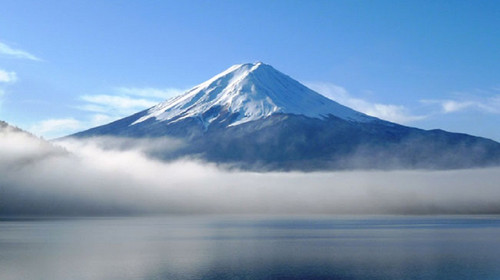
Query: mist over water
1,127,500,215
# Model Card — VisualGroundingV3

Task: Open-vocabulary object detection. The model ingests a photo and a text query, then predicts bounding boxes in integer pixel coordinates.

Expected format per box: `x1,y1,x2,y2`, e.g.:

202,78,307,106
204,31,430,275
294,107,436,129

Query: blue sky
0,0,499,140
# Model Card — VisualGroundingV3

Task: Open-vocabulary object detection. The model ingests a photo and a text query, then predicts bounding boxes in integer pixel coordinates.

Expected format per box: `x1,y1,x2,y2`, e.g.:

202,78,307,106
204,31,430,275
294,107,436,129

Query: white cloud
38,87,184,139
28,114,120,139
81,94,158,110
422,93,500,115
74,87,186,132
363,104,423,123
442,100,476,113
0,41,41,61
0,89,5,109
90,113,115,126
116,87,185,99
0,68,16,112
75,104,108,113
78,86,186,116
0,69,17,83
29,118,83,139
306,82,426,124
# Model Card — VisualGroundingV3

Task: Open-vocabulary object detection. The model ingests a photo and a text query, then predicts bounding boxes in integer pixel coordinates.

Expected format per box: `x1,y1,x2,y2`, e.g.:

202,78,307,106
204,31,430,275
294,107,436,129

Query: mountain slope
69,63,500,170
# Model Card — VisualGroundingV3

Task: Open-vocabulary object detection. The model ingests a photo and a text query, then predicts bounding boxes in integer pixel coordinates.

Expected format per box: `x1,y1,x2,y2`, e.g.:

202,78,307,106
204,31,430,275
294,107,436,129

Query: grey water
1,216,500,280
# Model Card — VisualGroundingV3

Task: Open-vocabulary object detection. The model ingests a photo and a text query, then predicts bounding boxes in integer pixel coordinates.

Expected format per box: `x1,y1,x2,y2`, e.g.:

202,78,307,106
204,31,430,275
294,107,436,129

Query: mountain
69,62,500,170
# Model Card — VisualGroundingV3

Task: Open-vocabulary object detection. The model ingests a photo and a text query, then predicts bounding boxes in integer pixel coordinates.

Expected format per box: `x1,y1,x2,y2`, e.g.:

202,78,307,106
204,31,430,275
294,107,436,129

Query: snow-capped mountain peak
70,63,500,171
132,62,373,127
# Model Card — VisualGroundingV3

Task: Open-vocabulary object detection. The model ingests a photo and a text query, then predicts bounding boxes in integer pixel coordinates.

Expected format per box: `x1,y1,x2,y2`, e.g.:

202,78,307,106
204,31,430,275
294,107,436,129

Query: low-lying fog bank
1,127,499,215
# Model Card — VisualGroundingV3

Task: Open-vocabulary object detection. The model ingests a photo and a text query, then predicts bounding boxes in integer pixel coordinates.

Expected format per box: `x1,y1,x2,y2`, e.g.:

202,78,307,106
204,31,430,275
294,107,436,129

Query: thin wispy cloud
0,69,18,113
34,86,186,138
116,87,185,99
80,95,158,110
69,87,186,136
76,104,109,114
78,87,185,115
0,89,5,109
422,90,500,115
0,41,41,61
89,113,115,125
76,94,159,131
306,82,427,124
0,69,17,83
29,114,118,139
29,118,83,138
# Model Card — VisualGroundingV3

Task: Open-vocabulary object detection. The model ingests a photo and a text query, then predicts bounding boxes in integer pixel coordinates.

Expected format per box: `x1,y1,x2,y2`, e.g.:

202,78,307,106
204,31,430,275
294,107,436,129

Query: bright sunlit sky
1,0,499,140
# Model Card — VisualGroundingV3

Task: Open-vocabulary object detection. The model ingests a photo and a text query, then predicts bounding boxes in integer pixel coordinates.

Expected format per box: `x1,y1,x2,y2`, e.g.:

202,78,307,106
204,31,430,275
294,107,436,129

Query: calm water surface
1,215,500,280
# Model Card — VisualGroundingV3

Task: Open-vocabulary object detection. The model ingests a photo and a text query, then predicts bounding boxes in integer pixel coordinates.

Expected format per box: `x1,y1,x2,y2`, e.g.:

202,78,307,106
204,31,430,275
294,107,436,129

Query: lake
1,215,500,280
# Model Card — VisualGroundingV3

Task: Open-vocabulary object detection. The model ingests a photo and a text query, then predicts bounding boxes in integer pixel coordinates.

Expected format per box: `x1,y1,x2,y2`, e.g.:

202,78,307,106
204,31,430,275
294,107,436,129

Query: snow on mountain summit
132,62,373,128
